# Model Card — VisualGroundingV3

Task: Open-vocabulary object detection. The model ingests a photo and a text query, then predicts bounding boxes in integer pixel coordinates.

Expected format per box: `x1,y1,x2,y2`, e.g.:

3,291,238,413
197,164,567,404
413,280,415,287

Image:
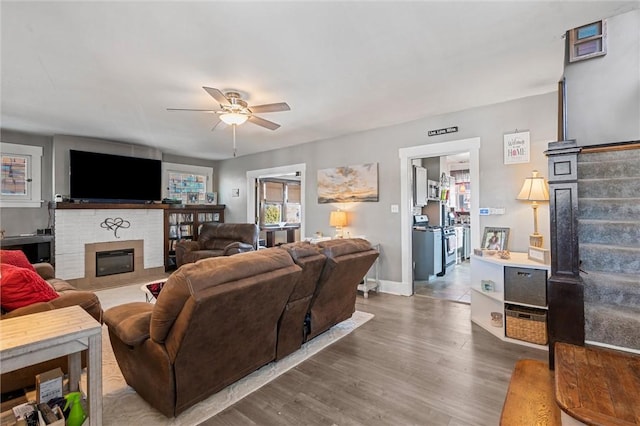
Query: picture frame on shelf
206,192,217,204
187,192,199,204
481,227,510,251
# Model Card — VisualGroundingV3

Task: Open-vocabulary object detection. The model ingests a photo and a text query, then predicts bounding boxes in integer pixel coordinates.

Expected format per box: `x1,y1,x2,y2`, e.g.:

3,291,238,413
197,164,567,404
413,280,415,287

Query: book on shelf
179,213,193,223
180,224,192,236
198,213,215,222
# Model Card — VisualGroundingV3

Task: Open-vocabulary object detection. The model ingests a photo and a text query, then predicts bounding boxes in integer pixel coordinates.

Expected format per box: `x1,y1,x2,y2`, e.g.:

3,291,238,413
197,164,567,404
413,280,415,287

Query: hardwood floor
199,293,547,426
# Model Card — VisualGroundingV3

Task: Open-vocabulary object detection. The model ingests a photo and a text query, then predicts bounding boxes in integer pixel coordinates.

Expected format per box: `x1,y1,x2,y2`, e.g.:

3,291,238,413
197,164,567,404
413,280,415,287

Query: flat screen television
69,150,162,203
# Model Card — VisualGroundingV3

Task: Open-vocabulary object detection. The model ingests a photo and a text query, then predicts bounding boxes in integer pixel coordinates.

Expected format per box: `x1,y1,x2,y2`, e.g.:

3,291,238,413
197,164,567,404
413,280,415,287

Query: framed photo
206,192,217,204
187,192,199,204
503,131,530,165
481,227,510,251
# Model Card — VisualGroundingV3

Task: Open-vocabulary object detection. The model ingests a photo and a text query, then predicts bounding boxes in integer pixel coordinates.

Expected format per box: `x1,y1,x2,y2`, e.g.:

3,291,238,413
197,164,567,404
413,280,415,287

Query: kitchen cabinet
164,205,225,271
470,252,550,350
413,166,427,206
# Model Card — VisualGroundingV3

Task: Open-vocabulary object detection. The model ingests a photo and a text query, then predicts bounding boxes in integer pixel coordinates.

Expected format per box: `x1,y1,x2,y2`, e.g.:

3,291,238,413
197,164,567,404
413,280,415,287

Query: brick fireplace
54,205,165,290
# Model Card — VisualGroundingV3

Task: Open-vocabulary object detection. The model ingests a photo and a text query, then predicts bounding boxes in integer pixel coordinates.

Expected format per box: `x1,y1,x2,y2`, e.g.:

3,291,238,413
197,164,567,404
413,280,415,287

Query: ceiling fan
167,87,290,156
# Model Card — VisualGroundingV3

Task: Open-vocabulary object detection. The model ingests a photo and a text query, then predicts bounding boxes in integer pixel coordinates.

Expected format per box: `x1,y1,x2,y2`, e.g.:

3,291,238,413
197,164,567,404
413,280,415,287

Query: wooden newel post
545,140,585,368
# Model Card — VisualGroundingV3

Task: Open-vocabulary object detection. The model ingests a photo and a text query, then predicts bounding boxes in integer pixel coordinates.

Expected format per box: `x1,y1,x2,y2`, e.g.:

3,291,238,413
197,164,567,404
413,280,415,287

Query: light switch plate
391,204,399,213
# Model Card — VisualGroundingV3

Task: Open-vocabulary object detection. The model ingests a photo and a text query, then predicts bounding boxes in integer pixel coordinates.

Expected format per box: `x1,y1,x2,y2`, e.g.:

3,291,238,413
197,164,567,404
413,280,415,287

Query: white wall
217,92,557,284
565,9,640,146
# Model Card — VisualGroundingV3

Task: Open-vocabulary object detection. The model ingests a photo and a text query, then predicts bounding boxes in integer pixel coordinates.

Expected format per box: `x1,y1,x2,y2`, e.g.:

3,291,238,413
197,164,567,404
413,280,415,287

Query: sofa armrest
223,242,255,256
175,239,202,267
104,302,153,347
175,240,200,252
33,263,55,280
1,302,53,319
50,291,103,323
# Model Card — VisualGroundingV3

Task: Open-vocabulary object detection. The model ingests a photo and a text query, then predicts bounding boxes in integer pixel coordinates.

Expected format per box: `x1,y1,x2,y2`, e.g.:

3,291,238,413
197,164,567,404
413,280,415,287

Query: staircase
578,146,640,352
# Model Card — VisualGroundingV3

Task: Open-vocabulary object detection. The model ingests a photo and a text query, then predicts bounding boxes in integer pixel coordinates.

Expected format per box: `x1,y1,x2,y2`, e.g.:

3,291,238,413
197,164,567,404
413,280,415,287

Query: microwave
427,180,439,199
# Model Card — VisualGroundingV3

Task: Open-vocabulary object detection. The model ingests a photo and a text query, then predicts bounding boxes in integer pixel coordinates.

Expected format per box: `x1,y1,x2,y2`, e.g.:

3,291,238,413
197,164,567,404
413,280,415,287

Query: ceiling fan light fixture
220,112,248,125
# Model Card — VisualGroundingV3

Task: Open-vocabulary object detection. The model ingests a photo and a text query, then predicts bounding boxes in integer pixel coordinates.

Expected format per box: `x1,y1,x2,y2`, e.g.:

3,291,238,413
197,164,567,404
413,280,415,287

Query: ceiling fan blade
203,87,231,106
249,102,291,114
248,115,281,130
167,108,217,112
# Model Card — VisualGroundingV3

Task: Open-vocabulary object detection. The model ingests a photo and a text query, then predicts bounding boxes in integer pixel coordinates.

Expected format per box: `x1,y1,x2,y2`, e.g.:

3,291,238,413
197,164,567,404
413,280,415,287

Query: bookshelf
164,205,225,271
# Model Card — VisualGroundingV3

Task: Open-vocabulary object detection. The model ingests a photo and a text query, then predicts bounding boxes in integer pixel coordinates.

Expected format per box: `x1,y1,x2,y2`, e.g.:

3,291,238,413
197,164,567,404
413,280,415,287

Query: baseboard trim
378,279,412,296
585,339,640,355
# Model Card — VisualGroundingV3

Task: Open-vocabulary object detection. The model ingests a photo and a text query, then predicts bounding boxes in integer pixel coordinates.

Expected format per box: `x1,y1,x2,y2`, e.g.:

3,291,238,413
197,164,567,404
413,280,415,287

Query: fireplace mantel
51,202,169,210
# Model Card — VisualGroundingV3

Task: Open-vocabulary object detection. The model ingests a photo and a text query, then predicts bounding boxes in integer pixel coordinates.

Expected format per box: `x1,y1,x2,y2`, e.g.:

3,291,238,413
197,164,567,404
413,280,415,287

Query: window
161,163,213,204
259,179,301,225
0,143,43,208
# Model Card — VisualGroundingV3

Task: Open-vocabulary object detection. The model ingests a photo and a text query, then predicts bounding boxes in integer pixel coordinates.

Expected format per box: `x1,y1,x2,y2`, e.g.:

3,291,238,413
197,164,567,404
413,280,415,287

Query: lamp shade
329,210,347,227
219,112,248,125
517,170,549,201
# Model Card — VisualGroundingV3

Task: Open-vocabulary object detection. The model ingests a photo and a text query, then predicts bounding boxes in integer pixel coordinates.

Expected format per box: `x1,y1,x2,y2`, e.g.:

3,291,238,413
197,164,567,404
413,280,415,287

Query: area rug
93,285,374,425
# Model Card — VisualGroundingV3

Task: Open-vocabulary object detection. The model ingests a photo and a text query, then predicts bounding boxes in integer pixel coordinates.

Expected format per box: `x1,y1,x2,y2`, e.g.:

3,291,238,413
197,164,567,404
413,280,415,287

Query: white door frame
246,163,306,238
399,137,480,295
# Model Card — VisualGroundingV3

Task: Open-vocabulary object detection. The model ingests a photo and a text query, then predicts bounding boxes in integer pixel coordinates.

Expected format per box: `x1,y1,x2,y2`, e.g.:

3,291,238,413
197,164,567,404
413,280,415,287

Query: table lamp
329,210,347,238
517,170,549,248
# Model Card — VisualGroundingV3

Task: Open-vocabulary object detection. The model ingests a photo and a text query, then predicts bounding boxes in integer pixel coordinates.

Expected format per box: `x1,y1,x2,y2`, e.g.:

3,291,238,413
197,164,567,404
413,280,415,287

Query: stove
442,226,457,271
412,215,443,279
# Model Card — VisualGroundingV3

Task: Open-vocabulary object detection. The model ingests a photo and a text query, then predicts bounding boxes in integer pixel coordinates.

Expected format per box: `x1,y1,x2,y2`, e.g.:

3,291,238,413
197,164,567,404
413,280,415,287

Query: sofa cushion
317,238,373,258
0,263,59,311
0,250,36,272
151,248,297,344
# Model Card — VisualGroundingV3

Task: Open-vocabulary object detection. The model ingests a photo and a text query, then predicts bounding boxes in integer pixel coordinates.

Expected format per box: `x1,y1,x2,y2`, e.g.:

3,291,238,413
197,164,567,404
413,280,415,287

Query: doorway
413,153,472,302
399,138,481,298
246,164,306,246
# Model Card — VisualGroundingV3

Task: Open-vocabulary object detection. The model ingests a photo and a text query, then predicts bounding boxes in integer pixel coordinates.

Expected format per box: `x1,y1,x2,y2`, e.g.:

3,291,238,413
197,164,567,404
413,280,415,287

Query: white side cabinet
470,252,550,350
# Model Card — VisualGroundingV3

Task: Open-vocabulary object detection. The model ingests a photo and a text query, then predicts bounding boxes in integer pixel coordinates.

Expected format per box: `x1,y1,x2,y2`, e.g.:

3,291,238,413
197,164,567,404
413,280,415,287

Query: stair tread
582,270,640,282
578,218,640,224
585,302,640,315
581,242,640,251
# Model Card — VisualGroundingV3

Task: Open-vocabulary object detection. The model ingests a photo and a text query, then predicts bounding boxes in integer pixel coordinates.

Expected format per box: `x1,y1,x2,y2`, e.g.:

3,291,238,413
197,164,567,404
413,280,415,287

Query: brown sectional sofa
104,238,379,417
0,263,103,394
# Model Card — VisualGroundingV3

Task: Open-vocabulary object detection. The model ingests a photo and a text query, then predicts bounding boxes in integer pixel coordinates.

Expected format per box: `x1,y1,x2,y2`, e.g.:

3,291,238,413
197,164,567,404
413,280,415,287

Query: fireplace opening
96,249,134,277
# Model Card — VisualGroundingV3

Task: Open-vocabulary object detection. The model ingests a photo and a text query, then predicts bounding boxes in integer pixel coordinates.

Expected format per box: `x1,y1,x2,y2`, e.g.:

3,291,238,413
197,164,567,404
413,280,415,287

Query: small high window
0,143,43,208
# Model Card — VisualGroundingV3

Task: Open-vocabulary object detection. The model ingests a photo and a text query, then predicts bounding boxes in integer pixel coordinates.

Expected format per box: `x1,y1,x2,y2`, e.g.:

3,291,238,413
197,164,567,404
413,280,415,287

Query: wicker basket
505,304,548,345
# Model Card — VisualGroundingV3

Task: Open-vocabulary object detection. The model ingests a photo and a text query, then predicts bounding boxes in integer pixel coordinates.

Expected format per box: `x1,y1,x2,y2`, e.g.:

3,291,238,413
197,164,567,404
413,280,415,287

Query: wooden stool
500,359,562,426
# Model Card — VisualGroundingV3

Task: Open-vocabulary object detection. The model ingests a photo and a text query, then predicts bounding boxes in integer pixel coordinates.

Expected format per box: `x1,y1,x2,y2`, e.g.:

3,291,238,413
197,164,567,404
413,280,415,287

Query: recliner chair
104,248,302,417
306,238,379,341
175,222,258,267
275,241,327,360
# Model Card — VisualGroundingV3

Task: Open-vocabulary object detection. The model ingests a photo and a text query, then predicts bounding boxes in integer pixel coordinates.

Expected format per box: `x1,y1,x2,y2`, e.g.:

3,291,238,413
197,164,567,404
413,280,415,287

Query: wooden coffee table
0,306,103,426
555,342,640,426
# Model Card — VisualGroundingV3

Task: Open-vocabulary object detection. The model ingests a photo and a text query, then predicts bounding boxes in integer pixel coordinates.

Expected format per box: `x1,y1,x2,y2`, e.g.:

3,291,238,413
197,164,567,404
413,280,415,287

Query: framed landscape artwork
317,163,378,203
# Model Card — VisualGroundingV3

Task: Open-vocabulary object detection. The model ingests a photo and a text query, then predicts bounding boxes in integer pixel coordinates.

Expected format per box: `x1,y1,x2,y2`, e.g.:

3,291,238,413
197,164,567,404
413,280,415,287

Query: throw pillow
0,249,36,272
0,263,59,311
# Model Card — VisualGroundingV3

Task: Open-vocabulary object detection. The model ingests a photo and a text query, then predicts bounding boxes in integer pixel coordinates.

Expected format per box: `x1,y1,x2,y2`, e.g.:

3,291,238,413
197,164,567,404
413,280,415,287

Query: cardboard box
36,368,63,404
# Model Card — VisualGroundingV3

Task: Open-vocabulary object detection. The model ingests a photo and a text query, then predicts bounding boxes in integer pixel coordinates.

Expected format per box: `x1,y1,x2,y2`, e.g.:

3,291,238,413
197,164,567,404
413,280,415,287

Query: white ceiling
2,1,637,160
